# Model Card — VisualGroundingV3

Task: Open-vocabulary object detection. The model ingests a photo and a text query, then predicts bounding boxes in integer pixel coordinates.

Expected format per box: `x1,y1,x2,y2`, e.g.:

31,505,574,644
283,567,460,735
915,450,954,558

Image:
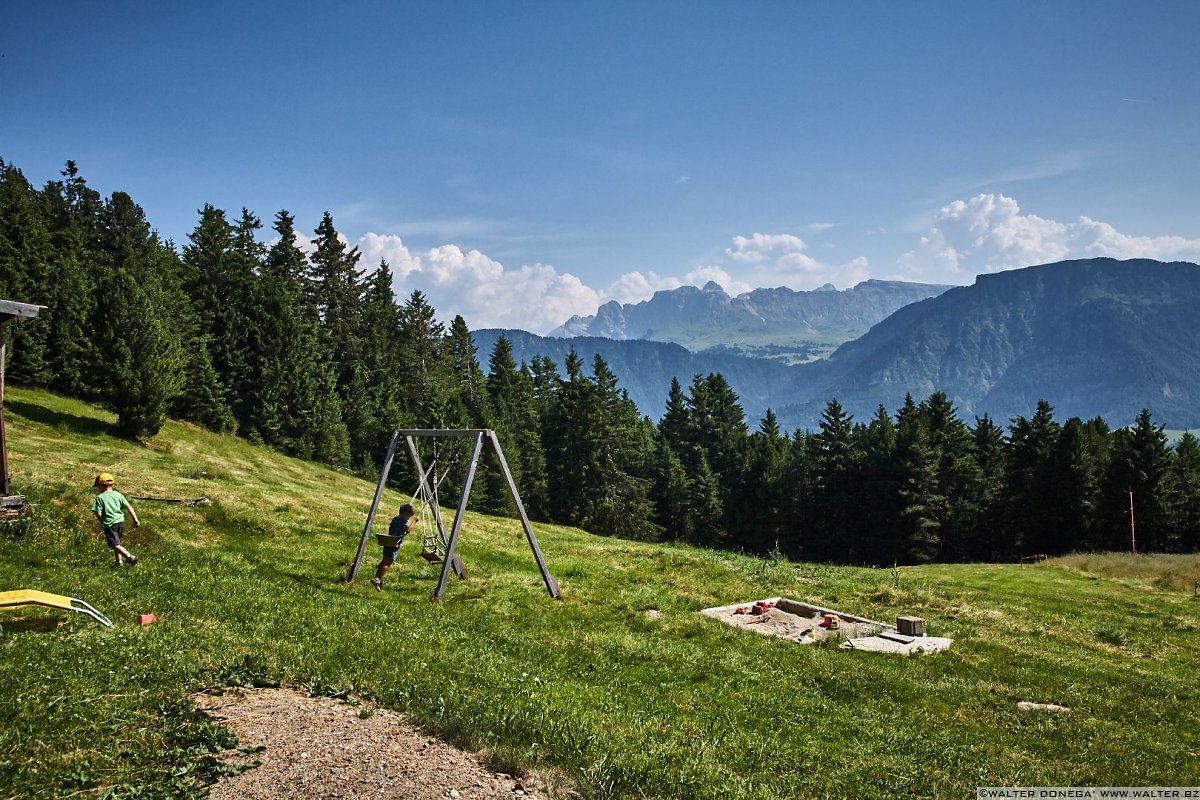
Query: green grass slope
1,388,1197,799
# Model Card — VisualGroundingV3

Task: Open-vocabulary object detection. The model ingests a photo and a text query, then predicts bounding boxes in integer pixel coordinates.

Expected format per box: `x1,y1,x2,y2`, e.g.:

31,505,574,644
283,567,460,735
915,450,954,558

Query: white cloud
725,233,808,262
602,271,681,305
358,233,420,279
680,266,751,295
715,232,870,291
899,193,1200,284
352,234,598,333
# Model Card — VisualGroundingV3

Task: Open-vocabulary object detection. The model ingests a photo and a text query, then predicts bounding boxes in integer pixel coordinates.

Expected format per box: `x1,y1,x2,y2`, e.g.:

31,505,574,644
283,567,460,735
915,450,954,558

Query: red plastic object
138,613,157,626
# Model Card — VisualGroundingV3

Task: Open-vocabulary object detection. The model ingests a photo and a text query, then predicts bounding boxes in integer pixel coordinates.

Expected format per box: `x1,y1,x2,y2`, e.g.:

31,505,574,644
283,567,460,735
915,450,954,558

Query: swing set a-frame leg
486,430,561,599
432,432,483,600
347,431,401,583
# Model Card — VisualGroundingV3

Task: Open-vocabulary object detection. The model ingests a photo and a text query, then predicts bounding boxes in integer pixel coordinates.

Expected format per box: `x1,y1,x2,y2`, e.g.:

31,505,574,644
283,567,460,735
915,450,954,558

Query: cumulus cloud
351,233,598,333
710,231,871,291
899,193,1200,284
725,233,808,262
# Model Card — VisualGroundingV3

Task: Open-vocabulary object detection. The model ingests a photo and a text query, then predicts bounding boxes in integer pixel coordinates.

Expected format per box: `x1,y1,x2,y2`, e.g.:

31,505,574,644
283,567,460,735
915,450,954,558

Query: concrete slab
840,634,954,655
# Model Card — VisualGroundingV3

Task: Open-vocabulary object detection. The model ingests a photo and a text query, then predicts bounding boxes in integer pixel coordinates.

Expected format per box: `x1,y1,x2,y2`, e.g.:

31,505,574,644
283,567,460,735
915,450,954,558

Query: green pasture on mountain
1,388,1197,799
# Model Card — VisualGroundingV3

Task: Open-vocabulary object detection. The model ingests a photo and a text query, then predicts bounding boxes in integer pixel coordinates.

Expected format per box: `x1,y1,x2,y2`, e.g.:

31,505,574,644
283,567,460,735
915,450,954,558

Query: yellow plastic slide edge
0,590,114,627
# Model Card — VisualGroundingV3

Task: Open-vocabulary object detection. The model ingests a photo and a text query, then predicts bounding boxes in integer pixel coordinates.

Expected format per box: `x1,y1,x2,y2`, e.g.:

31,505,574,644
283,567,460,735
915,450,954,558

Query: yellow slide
0,590,113,628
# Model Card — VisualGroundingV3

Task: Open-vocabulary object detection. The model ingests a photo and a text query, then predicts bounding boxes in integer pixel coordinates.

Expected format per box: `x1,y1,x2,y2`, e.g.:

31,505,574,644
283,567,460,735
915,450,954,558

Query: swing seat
0,590,113,628
420,552,467,579
374,533,403,548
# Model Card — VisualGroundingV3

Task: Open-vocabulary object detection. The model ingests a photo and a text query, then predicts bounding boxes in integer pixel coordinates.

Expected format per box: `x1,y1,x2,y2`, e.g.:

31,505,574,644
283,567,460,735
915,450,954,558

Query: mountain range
479,258,1200,430
550,279,952,363
779,257,1200,428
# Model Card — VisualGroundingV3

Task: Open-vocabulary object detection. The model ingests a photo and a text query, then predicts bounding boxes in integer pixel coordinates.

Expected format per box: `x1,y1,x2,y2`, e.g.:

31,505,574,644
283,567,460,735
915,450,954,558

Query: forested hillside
2,157,1199,563
473,328,798,427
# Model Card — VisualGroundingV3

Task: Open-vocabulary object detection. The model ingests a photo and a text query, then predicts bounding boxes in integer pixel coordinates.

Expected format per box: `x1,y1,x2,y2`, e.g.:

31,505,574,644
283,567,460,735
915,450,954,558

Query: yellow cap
94,473,115,487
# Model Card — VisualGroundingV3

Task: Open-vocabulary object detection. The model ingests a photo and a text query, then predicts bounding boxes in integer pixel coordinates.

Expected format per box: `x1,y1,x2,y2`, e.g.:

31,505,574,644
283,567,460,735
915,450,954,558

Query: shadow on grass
6,399,113,438
0,616,63,633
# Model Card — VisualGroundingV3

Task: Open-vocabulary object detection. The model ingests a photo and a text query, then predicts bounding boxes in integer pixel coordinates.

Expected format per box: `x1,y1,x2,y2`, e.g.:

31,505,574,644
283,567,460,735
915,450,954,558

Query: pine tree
652,434,692,541
740,409,791,553
482,336,524,515
92,192,185,438
446,315,490,427
686,454,725,547
1046,417,1107,553
542,350,592,526
580,354,660,541
172,205,239,432
174,335,236,432
99,267,183,438
1103,409,1174,552
659,377,692,453
811,398,860,561
971,414,1008,559
528,355,559,420
482,338,549,519
396,290,451,428
0,161,53,386
1169,432,1200,552
778,430,816,558
40,163,99,397
252,210,350,464
894,394,941,563
511,363,549,519
923,393,981,561
858,405,900,564
223,208,266,428
351,261,406,471
1005,400,1062,557
309,212,364,384
307,213,370,461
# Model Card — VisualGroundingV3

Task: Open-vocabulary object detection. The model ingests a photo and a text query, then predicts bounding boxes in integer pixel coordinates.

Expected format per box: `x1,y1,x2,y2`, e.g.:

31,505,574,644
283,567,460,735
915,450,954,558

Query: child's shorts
376,533,405,561
103,523,124,549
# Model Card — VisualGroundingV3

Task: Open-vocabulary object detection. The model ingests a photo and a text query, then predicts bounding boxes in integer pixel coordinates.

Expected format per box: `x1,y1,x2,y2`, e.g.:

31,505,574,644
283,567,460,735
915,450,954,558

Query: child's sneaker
127,555,140,566
370,577,382,592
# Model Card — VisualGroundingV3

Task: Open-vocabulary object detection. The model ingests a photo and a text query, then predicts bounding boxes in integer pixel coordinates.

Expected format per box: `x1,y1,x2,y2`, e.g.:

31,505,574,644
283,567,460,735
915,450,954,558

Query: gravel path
194,688,561,800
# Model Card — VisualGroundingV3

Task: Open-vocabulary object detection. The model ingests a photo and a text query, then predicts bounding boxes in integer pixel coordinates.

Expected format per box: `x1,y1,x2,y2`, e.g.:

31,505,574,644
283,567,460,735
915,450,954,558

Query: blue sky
4,1,1200,332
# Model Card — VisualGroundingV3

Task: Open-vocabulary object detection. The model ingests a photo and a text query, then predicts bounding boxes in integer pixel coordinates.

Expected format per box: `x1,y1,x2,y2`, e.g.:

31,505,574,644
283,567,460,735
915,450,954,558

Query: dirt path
194,688,561,800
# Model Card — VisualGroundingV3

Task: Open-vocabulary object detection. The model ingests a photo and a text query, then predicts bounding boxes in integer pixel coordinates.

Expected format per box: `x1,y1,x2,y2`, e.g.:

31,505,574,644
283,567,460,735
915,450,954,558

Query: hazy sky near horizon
4,1,1200,332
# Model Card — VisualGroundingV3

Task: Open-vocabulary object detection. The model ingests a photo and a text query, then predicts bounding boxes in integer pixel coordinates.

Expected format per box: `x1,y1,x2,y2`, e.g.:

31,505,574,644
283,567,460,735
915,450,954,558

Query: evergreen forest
2,158,1199,563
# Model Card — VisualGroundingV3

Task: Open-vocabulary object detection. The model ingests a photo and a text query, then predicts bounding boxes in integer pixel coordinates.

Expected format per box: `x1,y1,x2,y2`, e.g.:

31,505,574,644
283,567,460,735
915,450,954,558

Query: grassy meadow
1,388,1198,799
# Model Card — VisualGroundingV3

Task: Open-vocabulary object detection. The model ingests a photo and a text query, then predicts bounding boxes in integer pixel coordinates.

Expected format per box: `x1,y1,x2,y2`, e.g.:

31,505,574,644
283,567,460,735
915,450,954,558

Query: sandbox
700,597,886,644
701,597,953,654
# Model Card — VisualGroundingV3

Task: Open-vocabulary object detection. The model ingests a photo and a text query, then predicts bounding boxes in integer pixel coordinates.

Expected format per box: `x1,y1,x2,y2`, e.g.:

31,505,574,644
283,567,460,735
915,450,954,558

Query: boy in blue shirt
370,503,417,591
90,472,141,567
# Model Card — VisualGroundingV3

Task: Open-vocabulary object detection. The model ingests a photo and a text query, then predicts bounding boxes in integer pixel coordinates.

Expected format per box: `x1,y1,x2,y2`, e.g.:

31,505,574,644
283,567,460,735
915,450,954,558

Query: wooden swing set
346,429,561,601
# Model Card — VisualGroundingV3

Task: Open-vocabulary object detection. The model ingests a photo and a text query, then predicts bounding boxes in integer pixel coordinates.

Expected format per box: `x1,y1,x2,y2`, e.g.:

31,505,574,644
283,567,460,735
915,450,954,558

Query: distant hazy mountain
550,279,953,363
777,258,1200,429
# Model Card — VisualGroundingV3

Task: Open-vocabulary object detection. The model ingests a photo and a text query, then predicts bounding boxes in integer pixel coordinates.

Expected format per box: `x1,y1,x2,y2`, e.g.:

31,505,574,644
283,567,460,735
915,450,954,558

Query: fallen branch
130,495,213,507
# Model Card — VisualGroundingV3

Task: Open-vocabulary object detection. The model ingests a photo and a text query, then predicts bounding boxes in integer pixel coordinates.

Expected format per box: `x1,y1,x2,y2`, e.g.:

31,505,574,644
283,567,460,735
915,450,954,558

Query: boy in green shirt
91,472,141,567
